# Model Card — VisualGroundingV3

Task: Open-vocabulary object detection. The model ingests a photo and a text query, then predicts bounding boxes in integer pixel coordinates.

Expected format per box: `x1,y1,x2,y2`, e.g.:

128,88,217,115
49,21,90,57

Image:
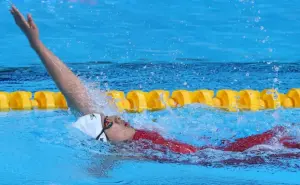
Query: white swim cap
73,113,108,142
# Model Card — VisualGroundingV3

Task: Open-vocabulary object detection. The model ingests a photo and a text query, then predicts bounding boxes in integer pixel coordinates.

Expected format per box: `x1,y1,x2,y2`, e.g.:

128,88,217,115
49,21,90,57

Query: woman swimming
10,5,300,157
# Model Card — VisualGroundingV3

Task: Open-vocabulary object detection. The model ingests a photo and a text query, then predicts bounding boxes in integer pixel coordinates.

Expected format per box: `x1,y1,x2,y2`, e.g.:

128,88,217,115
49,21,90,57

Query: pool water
1,63,300,184
2,0,300,67
1,0,300,184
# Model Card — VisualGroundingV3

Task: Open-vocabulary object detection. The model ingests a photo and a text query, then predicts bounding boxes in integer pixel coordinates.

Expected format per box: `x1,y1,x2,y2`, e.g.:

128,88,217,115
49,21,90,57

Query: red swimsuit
133,129,198,154
132,126,300,154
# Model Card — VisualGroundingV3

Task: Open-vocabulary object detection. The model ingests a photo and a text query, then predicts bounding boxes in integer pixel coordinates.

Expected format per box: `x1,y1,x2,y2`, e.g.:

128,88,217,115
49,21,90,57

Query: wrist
30,39,43,50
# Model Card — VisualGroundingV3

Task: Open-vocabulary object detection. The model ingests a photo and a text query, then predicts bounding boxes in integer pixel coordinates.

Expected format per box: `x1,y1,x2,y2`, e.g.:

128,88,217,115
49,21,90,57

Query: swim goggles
95,116,113,141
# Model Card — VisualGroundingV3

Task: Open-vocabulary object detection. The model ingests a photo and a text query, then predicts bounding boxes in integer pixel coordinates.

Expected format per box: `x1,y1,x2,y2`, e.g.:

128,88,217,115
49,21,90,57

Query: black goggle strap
95,116,113,141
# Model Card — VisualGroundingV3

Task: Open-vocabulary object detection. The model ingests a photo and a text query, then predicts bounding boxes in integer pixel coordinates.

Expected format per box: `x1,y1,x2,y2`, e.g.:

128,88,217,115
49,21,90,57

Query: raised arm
10,5,96,116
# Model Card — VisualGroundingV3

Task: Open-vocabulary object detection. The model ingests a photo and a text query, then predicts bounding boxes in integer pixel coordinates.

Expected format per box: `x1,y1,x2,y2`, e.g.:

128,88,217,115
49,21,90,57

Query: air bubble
273,66,280,72
254,17,261,22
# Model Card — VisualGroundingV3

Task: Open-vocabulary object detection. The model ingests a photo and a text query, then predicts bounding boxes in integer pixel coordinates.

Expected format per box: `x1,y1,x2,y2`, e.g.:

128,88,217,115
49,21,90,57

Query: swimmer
10,5,300,156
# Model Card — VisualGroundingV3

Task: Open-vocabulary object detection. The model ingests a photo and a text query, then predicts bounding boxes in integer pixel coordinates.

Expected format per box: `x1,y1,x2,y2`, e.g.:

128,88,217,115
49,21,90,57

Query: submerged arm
10,5,96,115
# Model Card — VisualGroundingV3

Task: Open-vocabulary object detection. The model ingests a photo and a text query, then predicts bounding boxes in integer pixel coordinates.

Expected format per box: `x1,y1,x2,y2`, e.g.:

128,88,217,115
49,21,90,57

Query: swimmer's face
103,115,131,142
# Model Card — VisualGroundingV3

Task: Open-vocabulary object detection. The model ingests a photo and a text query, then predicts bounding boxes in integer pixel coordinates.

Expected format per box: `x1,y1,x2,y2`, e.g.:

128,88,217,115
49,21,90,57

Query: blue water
1,0,300,184
1,0,300,67
1,63,300,184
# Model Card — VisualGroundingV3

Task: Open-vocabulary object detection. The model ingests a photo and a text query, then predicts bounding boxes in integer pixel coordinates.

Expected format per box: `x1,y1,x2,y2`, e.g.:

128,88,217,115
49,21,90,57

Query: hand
10,5,40,48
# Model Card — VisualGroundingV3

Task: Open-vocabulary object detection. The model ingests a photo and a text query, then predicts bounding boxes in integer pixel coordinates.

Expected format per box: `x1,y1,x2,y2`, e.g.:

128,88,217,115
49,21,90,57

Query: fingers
10,5,16,14
10,5,19,15
27,14,37,29
10,5,29,27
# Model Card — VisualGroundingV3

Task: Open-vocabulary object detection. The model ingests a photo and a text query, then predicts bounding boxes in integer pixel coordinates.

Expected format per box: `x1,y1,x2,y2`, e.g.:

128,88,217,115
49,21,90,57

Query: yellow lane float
281,88,300,108
171,90,192,107
147,90,171,111
126,90,148,113
260,89,281,109
9,91,35,110
1,88,300,112
238,90,261,111
107,90,130,111
191,90,214,106
53,92,68,109
213,90,239,112
0,92,10,110
34,91,56,109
